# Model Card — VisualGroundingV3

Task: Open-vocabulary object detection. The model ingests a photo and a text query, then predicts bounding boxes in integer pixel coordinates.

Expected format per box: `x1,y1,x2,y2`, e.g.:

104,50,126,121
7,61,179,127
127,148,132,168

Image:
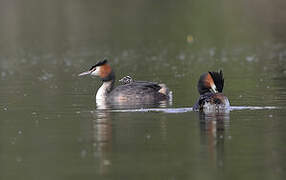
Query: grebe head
197,70,224,95
119,76,133,84
78,59,114,81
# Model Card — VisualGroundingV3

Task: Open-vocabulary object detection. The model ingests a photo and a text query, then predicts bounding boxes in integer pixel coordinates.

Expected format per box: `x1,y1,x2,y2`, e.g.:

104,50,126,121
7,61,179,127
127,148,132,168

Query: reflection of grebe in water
198,111,230,168
78,59,172,105
193,70,230,111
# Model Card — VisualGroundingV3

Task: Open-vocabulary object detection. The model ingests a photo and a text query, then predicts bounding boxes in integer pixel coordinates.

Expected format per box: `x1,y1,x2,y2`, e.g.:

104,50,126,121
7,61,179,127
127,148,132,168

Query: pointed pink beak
78,70,92,76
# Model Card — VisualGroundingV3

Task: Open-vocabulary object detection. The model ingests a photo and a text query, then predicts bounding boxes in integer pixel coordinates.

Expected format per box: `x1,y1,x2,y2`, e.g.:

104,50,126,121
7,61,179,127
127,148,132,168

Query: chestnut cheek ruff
99,65,115,82
198,73,209,95
204,73,215,89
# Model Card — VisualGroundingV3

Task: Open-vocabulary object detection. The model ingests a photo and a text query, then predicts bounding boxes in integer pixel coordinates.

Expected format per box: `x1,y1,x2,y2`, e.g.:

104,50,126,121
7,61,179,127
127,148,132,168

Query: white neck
96,81,113,100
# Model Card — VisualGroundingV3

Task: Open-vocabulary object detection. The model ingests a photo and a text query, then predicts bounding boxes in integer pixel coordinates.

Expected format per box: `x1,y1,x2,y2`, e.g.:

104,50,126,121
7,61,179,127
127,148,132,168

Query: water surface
1,1,286,179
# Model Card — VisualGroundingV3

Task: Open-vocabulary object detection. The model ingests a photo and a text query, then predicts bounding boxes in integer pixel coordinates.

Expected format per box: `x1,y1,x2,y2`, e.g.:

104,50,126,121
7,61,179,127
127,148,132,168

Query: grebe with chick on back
78,59,172,103
193,70,230,111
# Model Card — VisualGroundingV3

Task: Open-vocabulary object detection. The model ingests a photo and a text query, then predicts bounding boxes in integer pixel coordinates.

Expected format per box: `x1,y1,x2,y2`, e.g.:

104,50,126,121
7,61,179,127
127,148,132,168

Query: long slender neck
96,72,115,100
96,80,115,100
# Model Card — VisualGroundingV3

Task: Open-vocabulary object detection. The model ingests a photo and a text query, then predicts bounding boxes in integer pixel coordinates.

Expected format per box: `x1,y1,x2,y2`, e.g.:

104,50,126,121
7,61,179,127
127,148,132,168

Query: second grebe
78,59,171,103
193,70,230,111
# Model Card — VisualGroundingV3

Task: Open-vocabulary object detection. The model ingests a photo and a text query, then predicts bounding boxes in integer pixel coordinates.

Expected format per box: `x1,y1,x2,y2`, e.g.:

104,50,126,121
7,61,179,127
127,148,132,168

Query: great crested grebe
193,70,230,111
78,59,171,103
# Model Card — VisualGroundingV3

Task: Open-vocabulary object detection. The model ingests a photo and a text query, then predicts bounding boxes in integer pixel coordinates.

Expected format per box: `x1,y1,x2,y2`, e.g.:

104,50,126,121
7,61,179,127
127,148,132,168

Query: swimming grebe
193,70,230,111
78,59,171,103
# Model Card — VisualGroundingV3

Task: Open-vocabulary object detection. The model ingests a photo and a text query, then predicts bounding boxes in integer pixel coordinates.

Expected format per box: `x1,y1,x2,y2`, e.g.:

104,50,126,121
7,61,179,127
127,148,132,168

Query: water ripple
110,106,279,114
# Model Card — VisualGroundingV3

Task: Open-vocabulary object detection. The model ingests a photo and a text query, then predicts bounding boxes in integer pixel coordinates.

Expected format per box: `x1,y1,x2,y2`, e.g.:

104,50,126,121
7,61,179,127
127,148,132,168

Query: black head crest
89,59,108,70
208,70,224,93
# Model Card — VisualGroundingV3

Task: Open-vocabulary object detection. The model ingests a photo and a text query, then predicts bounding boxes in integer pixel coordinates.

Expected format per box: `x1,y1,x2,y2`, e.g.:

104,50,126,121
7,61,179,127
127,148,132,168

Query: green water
0,1,286,179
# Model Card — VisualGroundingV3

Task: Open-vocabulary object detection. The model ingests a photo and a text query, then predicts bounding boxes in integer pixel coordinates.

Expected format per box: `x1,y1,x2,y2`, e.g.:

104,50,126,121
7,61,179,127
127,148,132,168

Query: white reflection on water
110,106,278,113
91,109,112,175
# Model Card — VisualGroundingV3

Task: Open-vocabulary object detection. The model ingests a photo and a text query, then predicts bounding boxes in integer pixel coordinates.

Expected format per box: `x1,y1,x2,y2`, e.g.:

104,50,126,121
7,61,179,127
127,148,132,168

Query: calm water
1,1,286,179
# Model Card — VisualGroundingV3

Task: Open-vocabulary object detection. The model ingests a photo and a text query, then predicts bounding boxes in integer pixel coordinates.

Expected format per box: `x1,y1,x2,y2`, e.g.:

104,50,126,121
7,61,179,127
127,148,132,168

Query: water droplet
77,137,83,143
146,134,151,139
269,114,273,118
80,149,87,158
187,35,194,43
178,53,185,60
1,72,7,77
38,71,54,81
103,159,111,166
64,59,72,66
218,161,224,167
21,58,27,63
209,48,215,57
246,56,255,62
35,120,40,126
18,130,22,135
16,157,22,163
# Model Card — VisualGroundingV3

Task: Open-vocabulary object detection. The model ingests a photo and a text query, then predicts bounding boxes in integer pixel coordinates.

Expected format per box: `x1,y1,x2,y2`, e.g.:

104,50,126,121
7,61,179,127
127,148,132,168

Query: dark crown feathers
89,59,108,70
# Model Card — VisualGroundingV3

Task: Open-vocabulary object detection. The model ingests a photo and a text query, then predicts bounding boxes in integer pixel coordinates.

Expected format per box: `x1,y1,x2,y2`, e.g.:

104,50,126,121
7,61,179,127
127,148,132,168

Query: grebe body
79,59,171,104
107,82,168,102
193,70,230,111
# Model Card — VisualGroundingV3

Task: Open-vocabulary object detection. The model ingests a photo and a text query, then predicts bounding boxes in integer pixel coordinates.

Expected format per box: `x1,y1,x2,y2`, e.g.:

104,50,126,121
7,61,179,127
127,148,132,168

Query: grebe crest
79,59,171,104
194,70,230,111
197,70,224,94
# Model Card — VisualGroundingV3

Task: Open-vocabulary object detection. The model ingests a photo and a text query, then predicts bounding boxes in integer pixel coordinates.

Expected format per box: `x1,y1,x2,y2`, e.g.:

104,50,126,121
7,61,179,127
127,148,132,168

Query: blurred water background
0,0,286,179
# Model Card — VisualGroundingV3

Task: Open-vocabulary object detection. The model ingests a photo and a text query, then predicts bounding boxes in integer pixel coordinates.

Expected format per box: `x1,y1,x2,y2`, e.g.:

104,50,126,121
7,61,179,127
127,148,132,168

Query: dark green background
0,1,285,179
